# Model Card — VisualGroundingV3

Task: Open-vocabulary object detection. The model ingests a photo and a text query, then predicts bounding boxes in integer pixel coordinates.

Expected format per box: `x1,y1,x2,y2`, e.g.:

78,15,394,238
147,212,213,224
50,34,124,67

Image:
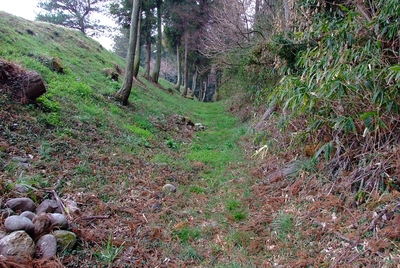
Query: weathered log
23,71,46,102
0,59,46,103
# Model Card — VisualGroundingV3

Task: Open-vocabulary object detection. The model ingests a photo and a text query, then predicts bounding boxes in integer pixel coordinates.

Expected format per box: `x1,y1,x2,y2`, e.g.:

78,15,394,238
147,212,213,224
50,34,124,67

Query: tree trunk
254,0,260,27
191,66,198,94
283,0,290,31
151,0,162,83
174,43,181,92
143,41,151,79
202,79,207,102
182,32,189,97
78,16,85,34
133,7,142,78
115,0,141,105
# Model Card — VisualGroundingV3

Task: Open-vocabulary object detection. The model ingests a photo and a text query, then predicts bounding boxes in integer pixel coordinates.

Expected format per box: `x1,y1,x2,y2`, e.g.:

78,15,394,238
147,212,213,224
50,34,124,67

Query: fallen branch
81,215,110,221
255,102,276,130
367,202,400,231
333,231,352,243
367,208,388,231
50,189,67,217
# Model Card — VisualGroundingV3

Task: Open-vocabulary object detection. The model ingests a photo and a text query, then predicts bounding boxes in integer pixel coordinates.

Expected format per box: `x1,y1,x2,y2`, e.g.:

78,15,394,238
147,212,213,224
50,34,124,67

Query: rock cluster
0,197,77,260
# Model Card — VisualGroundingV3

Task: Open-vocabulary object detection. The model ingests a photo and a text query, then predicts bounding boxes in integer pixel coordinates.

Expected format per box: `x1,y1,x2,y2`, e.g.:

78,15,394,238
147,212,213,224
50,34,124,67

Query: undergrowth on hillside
243,1,400,266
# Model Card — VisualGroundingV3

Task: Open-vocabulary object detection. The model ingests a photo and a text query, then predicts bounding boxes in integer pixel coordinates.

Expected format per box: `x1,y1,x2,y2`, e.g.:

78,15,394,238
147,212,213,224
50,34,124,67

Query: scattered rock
52,57,64,73
162,184,177,194
155,192,165,199
36,234,57,259
175,114,195,126
6,197,36,212
49,213,68,229
53,230,77,251
150,203,162,212
102,68,119,81
0,231,35,259
14,184,29,193
4,215,34,234
20,211,36,221
36,199,60,215
194,123,205,131
191,161,205,171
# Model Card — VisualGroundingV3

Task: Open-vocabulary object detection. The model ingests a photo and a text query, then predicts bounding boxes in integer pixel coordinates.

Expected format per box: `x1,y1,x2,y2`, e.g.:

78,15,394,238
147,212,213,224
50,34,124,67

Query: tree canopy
36,0,109,35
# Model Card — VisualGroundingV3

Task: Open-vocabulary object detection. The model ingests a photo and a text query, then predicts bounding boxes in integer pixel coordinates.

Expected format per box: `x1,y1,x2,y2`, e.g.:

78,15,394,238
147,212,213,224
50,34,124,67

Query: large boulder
6,197,36,212
4,215,34,234
36,199,60,215
0,231,35,259
49,213,68,229
53,230,77,251
0,59,46,103
36,234,57,259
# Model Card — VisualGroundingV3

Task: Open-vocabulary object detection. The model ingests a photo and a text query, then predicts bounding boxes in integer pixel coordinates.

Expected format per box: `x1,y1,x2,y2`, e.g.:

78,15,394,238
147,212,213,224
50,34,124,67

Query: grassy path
156,100,261,267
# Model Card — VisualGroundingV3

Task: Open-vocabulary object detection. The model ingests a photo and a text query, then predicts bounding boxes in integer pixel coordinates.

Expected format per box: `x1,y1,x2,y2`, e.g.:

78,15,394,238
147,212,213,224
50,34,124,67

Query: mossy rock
53,230,77,251
102,68,118,81
52,57,64,73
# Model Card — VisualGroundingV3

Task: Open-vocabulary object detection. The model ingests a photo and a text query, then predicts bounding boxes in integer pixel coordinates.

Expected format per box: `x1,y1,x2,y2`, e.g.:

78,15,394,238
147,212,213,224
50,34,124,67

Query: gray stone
0,231,35,258
4,215,34,234
162,183,177,194
12,156,28,163
6,197,36,212
53,230,77,251
36,234,57,259
20,211,36,221
14,184,29,193
49,213,68,229
36,199,60,215
194,123,205,131
150,202,162,212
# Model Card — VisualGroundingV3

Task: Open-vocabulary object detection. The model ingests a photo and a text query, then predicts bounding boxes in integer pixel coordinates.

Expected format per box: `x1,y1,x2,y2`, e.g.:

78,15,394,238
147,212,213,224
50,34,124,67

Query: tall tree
142,1,157,80
36,0,109,35
164,25,183,91
151,0,163,83
115,0,141,105
164,0,210,96
133,8,142,78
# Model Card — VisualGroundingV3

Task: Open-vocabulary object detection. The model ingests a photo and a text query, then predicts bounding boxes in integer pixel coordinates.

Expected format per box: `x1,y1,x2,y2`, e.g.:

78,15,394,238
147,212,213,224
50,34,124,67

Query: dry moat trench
1,72,400,267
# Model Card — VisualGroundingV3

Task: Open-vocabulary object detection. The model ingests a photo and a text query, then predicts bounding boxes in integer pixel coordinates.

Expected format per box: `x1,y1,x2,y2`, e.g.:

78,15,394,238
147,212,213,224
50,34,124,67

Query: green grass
173,226,202,243
272,212,296,242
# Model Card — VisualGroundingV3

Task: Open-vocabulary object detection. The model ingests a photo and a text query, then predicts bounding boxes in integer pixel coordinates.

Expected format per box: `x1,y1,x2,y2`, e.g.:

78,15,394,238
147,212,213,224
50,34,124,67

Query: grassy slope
0,12,254,267
1,11,400,268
